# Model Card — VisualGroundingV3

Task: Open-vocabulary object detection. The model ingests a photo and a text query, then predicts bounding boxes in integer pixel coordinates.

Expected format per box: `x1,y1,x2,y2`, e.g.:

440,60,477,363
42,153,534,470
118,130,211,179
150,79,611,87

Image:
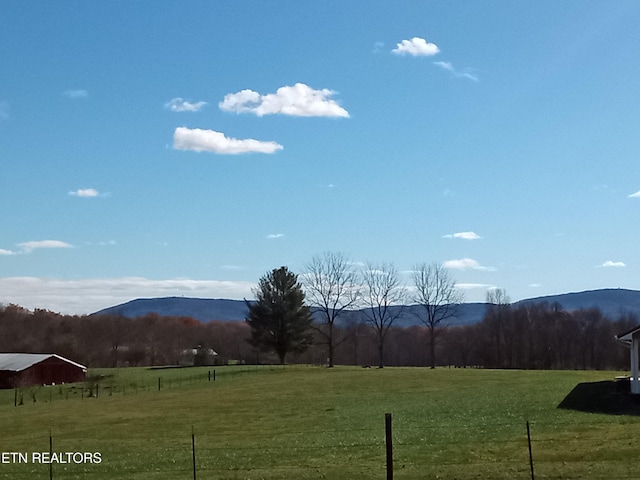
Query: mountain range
92,288,640,326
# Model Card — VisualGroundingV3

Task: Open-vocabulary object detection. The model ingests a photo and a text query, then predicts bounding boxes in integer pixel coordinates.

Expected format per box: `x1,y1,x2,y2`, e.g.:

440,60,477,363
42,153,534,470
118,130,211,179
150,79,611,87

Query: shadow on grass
558,380,640,416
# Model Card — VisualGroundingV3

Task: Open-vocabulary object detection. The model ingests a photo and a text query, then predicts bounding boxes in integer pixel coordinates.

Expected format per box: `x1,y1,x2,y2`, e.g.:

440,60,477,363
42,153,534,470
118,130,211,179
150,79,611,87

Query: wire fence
1,365,267,407
1,416,639,479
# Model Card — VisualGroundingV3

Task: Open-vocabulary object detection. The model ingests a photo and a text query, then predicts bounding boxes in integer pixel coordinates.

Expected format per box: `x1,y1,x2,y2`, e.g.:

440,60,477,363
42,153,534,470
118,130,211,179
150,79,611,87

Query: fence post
14,389,17,407
158,377,161,391
192,426,197,480
385,413,393,480
527,421,535,480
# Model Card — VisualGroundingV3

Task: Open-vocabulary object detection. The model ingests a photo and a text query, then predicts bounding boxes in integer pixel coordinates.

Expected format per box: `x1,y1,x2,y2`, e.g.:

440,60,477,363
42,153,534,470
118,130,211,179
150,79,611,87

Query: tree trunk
327,323,335,367
429,327,436,369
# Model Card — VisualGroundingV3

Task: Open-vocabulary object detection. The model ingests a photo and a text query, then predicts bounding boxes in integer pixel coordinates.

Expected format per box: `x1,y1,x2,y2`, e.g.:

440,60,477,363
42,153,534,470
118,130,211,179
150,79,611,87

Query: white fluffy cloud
165,98,207,112
17,240,73,253
443,258,495,271
600,261,626,268
443,231,482,240
173,127,283,154
69,188,99,197
392,37,440,56
0,249,16,256
219,83,349,118
0,277,257,315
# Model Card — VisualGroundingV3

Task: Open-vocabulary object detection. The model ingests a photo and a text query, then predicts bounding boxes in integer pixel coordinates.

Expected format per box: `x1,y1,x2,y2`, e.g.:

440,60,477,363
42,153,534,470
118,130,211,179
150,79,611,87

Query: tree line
0,299,634,371
0,252,636,371
245,255,636,370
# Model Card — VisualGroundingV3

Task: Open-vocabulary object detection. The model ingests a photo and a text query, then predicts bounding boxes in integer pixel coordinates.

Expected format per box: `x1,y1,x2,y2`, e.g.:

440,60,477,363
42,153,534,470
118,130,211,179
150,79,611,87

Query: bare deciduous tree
412,262,463,368
484,288,511,367
303,252,360,367
360,262,406,368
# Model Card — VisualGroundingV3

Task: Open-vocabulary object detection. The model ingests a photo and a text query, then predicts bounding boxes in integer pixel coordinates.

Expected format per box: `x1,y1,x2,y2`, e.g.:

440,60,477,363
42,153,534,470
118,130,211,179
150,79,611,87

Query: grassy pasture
0,366,639,479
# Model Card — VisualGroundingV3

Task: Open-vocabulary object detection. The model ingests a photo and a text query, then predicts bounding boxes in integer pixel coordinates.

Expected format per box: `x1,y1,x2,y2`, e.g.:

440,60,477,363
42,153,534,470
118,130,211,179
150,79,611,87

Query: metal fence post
385,413,393,480
49,429,53,480
527,421,535,480
192,426,197,480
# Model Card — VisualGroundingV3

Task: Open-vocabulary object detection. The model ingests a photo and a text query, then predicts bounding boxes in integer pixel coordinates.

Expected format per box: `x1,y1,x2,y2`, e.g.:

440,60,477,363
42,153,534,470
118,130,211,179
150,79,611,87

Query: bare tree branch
302,252,360,367
360,262,406,368
412,262,464,368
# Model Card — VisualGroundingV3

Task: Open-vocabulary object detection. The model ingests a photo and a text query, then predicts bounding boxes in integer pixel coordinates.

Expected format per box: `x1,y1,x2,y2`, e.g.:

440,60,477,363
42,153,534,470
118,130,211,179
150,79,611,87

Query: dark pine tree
246,266,314,364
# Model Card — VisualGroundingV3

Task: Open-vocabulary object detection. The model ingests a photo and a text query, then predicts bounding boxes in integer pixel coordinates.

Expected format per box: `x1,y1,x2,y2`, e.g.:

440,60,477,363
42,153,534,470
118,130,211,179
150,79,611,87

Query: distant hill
92,288,640,326
93,297,251,322
92,296,486,325
514,288,640,319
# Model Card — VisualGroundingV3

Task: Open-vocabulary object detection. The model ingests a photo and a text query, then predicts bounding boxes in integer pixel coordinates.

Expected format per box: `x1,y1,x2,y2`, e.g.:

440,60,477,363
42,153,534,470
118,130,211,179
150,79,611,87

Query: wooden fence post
385,413,393,480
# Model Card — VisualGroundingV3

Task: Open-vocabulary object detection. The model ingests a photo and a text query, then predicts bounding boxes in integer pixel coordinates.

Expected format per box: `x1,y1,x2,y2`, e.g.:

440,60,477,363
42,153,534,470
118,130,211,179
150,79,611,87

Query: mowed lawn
1,366,639,479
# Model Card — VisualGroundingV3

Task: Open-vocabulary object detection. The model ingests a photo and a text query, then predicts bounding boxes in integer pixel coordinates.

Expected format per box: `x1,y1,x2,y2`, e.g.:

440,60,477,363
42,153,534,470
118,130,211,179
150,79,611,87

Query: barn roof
0,353,87,372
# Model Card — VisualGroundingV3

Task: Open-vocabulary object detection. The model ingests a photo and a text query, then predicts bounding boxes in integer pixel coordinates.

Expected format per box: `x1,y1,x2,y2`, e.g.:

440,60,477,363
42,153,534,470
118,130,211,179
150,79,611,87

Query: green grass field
1,366,639,479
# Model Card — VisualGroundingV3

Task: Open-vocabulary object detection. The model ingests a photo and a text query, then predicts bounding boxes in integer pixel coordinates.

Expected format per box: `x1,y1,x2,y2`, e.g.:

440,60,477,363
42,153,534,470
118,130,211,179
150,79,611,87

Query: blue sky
1,1,640,314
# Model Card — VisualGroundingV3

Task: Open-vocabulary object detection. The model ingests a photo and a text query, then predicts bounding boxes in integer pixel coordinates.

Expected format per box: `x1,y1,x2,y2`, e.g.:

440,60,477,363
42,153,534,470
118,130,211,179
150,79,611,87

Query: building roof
0,353,87,372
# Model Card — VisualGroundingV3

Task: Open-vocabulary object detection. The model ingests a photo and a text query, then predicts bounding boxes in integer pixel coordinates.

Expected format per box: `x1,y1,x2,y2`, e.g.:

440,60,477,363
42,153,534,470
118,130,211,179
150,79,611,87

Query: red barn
0,353,87,389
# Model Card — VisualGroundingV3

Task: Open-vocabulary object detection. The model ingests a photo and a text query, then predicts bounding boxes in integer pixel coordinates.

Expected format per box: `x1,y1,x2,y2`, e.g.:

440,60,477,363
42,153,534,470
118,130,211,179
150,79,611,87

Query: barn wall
0,357,85,389
0,371,19,389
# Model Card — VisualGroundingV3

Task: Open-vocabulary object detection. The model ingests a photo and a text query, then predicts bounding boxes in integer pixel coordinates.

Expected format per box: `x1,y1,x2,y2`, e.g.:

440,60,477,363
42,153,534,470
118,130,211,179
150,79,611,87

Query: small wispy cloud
628,191,640,198
372,41,385,53
220,265,246,271
0,248,16,255
599,261,626,268
173,127,283,155
455,283,497,290
17,240,73,253
392,37,440,56
433,61,479,82
266,233,285,239
443,231,482,240
219,83,349,118
443,258,495,271
165,98,207,112
63,89,88,99
69,188,100,198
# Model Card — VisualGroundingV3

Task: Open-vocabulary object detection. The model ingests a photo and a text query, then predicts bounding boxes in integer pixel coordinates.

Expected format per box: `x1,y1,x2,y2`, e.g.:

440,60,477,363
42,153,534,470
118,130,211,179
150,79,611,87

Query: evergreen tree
246,266,313,364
